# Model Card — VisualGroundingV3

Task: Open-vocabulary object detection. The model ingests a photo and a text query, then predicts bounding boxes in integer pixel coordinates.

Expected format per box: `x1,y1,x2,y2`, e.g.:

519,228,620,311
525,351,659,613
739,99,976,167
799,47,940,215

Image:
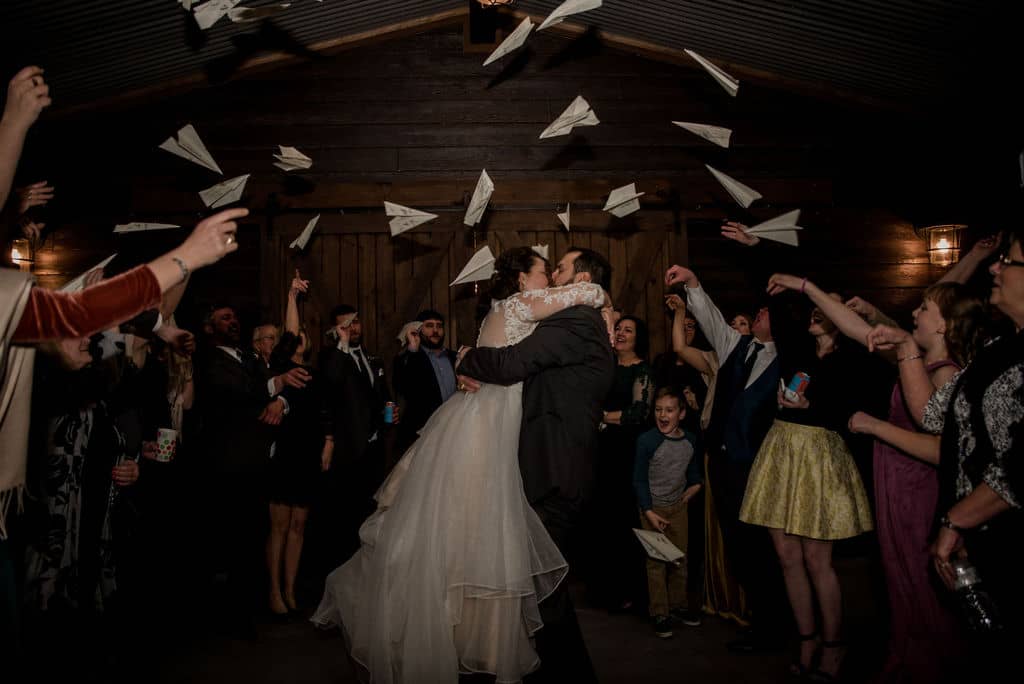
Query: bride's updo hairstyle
488,247,548,301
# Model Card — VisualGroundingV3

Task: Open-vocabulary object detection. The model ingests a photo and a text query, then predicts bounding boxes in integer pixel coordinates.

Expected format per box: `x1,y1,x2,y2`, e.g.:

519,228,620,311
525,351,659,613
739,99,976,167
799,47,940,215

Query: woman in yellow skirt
740,279,879,682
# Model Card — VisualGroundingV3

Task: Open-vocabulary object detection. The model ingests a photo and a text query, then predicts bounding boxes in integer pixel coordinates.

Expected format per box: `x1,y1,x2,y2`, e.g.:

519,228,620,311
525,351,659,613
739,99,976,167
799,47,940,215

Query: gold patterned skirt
739,420,873,540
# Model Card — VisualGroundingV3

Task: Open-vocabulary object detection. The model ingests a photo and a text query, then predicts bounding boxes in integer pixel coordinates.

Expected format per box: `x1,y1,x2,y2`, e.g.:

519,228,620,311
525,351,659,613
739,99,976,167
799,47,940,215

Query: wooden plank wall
18,24,964,362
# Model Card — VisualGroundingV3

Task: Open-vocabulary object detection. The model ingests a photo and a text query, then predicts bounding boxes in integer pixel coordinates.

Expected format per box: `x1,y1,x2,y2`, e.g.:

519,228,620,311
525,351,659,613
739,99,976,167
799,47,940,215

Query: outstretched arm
665,265,740,362
938,235,999,285
848,411,940,464
458,316,588,386
866,325,934,425
666,295,713,373
0,67,50,210
285,269,308,335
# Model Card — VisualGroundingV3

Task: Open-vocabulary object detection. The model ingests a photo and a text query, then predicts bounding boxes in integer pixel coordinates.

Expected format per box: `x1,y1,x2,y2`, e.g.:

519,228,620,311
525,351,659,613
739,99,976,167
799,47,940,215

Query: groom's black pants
527,492,599,684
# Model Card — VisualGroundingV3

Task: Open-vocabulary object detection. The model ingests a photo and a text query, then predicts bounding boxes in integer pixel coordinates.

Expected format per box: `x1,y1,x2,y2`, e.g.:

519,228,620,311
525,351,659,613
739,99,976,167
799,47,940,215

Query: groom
458,247,615,683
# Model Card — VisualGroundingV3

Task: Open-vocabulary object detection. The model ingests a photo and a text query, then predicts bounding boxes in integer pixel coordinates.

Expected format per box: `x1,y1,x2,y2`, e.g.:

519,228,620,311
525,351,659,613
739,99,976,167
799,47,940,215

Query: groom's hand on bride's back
456,373,481,394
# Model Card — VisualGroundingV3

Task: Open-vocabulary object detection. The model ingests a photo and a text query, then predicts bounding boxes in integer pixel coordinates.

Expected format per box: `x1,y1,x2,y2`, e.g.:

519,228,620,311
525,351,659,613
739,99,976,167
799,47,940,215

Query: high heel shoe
789,631,820,679
808,640,846,682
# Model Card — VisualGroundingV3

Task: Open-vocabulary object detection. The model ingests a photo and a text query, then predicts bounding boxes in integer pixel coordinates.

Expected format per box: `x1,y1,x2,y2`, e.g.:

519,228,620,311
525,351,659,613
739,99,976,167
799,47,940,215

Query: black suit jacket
458,306,615,505
318,344,390,466
392,347,457,435
196,347,281,476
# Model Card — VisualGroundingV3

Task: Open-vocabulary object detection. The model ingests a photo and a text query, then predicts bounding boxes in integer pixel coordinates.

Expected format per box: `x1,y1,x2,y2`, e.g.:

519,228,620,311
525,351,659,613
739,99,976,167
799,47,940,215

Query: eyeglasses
996,253,1024,269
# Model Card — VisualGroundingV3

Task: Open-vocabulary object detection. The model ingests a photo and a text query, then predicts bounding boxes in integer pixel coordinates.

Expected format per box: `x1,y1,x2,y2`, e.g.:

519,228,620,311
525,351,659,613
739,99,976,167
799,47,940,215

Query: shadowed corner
542,25,604,71
541,136,595,170
204,20,326,83
485,47,533,90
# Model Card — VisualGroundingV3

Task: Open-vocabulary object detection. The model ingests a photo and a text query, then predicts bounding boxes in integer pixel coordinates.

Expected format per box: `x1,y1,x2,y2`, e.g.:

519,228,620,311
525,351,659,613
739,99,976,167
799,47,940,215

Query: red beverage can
384,402,395,424
786,372,810,397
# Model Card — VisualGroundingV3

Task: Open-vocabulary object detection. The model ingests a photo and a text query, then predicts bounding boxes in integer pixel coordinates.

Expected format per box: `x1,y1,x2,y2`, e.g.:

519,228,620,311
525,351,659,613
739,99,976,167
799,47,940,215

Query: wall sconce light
916,224,966,267
10,237,33,271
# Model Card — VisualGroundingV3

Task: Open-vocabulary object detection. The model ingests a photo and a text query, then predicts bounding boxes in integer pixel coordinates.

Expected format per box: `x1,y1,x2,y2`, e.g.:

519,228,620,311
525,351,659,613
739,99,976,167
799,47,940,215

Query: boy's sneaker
652,615,674,638
671,608,703,627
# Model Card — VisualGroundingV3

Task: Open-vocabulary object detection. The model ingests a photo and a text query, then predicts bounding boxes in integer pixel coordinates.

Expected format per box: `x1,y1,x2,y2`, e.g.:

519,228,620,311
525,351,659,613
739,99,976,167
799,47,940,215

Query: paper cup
155,428,178,462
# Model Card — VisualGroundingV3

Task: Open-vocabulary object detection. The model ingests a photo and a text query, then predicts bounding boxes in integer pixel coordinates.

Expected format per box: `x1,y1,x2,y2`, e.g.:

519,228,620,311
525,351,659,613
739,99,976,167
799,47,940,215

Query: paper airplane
228,3,291,23
672,121,732,148
743,209,803,247
463,170,494,226
539,96,599,139
538,0,602,31
273,145,312,172
684,49,739,97
532,244,549,261
483,17,534,66
159,124,222,175
450,246,495,286
603,183,645,218
60,254,118,293
192,0,242,30
289,214,320,250
633,528,685,565
557,203,571,231
705,165,762,208
199,174,250,208
113,223,181,234
179,1,197,9
385,202,438,236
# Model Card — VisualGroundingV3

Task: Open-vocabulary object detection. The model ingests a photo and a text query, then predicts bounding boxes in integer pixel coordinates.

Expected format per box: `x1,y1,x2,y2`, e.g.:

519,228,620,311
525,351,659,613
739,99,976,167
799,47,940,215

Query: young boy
633,385,704,638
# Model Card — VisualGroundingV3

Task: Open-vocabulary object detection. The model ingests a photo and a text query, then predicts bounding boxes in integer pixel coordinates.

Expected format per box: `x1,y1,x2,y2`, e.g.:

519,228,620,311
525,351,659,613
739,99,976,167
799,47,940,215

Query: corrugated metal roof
0,0,1000,109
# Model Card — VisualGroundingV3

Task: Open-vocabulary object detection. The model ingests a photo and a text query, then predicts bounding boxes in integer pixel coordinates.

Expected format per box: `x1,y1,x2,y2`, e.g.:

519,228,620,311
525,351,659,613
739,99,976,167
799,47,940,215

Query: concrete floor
147,556,886,684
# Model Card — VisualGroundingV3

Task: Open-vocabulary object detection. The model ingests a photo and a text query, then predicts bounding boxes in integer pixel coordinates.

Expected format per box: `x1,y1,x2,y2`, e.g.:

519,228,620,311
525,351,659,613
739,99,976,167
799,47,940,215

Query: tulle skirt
312,382,567,684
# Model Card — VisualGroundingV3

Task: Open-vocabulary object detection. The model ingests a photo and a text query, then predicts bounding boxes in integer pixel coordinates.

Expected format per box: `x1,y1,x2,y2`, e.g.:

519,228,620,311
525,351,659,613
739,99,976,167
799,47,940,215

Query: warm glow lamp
916,224,966,267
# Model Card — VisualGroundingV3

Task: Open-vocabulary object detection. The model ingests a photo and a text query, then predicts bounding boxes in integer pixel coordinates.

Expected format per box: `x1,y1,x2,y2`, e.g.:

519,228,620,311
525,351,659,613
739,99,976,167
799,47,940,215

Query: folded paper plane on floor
672,121,732,148
684,49,739,97
159,124,222,174
540,96,599,139
633,529,685,565
705,165,762,208
289,214,321,250
483,17,534,66
538,0,603,31
199,174,250,208
463,170,494,226
603,183,644,218
744,209,803,247
450,246,495,286
385,202,439,236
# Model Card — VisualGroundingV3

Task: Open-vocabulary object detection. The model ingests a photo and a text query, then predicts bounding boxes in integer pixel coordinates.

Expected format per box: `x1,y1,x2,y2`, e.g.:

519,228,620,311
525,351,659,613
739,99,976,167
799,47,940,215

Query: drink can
384,402,395,424
784,372,810,401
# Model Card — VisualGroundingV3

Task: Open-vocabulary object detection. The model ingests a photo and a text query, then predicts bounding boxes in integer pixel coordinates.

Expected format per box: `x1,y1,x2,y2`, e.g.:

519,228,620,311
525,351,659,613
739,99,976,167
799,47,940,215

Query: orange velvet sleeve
12,265,162,343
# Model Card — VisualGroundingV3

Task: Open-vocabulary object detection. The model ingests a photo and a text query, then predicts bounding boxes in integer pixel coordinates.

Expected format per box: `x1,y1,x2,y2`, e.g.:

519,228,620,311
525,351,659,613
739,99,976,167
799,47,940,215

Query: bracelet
800,277,807,293
897,353,923,363
171,256,190,284
939,514,968,535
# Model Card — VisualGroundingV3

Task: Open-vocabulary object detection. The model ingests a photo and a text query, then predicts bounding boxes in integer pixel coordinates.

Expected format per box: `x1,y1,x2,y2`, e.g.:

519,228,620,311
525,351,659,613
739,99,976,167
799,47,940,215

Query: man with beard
196,304,308,635
392,310,457,456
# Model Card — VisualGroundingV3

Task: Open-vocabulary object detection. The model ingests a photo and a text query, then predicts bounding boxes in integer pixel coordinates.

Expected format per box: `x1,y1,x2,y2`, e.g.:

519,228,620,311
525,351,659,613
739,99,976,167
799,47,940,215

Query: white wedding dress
312,282,606,684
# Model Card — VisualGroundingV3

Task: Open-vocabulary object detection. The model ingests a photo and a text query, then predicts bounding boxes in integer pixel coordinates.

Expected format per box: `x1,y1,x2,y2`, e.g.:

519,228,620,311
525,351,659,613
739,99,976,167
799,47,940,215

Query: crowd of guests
1,63,1022,684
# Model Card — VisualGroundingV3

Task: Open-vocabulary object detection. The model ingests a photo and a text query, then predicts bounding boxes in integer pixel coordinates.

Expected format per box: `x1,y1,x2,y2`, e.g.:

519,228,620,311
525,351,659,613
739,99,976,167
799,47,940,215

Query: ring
225,235,235,246
458,382,466,391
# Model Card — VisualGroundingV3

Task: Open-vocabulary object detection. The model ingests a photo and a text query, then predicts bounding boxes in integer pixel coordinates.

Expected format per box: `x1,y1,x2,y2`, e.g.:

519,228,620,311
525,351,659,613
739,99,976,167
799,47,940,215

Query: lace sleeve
922,371,961,435
502,282,605,324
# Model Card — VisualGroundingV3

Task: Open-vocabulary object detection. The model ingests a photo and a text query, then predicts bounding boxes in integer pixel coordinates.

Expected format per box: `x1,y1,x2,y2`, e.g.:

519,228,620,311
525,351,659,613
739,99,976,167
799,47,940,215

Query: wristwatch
939,514,968,535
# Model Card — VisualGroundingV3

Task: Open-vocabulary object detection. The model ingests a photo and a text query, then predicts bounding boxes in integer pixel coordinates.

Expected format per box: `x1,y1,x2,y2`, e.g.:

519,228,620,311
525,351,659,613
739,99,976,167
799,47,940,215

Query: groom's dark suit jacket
458,305,615,505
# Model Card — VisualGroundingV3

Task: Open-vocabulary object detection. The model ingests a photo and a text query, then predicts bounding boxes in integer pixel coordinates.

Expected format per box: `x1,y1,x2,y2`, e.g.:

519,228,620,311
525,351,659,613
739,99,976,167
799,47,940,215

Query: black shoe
671,608,703,627
652,615,674,639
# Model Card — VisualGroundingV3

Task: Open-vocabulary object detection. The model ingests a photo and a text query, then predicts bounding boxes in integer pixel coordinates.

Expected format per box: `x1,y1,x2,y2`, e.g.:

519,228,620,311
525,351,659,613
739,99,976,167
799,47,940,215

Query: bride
313,246,609,684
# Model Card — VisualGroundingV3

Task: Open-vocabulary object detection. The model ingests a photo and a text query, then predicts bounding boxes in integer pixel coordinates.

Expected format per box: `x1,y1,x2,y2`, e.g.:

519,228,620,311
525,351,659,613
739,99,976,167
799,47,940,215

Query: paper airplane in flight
228,3,291,23
385,202,438,236
557,203,571,231
532,244,549,260
60,254,118,293
274,145,312,172
672,121,732,148
705,165,762,208
684,49,739,97
603,183,645,218
743,209,803,247
540,96,599,139
289,214,320,250
450,245,496,286
199,174,250,208
113,223,181,234
159,124,222,174
463,170,494,226
483,17,534,66
192,0,242,30
538,0,603,31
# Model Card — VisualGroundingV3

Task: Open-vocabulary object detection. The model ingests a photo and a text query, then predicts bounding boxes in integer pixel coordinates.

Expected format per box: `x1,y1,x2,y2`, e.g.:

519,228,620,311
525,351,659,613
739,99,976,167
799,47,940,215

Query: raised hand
2,66,51,132
967,234,1000,260
156,324,196,356
19,216,44,242
665,265,697,287
406,326,421,353
865,324,912,353
721,221,760,246
16,180,54,214
289,268,309,298
845,296,877,321
766,273,806,296
664,294,685,311
176,207,247,269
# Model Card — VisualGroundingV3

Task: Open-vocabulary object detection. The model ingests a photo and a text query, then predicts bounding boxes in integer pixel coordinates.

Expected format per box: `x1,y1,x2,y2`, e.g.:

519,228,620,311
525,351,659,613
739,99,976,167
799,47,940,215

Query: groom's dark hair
567,247,611,291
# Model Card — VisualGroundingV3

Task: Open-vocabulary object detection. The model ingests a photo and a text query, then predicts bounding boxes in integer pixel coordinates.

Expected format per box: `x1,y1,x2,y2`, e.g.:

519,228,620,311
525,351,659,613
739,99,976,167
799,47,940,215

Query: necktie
740,342,764,387
351,348,372,384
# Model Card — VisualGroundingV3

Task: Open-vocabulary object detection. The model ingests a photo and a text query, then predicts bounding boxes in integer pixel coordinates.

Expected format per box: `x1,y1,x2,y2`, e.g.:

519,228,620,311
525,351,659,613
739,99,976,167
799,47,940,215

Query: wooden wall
17,22,1002,362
